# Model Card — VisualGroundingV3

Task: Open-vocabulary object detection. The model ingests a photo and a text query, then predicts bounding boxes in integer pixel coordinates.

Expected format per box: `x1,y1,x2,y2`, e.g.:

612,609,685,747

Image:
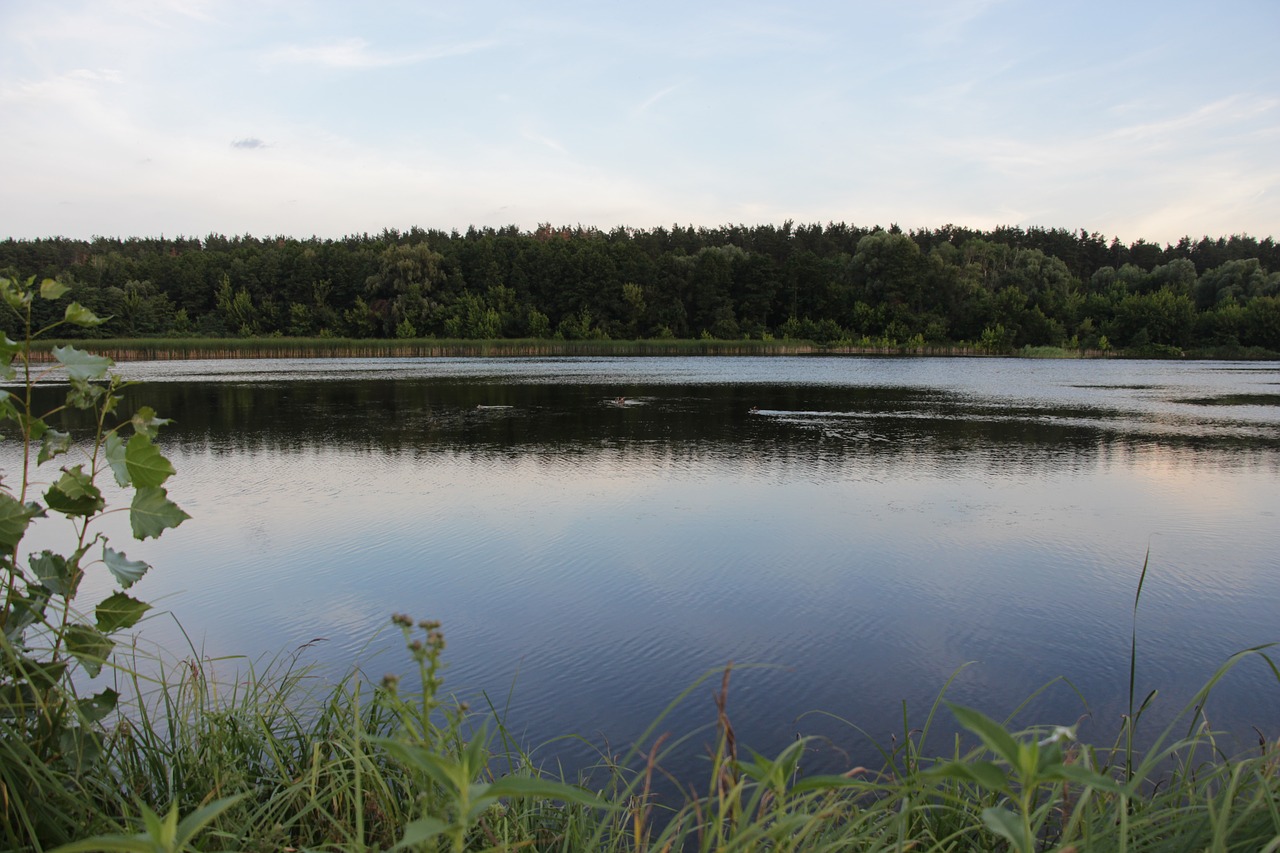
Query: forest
1,222,1278,354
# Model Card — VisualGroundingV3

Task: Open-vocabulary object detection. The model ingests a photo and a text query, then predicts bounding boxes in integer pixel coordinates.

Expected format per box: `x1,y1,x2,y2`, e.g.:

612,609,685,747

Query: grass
4,610,1278,852
1018,345,1079,359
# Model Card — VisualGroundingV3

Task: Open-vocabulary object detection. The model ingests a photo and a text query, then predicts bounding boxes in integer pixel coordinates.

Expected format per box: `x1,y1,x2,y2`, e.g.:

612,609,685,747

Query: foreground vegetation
10,610,1280,852
4,274,1279,852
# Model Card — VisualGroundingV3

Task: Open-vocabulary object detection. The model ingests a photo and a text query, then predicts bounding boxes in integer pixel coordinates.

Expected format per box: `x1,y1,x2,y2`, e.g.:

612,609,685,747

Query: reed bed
31,334,1279,363
30,336,1120,361
33,337,825,361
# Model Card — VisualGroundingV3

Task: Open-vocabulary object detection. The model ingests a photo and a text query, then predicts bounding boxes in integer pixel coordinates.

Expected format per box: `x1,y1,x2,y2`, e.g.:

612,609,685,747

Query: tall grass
5,612,1274,852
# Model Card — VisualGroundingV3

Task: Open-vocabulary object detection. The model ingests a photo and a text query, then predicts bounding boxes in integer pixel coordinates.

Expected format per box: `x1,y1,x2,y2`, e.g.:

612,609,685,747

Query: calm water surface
21,356,1280,779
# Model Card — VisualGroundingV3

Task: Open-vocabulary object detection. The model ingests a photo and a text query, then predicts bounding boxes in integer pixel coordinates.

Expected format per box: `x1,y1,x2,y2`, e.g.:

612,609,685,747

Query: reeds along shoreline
28,337,1120,361
35,337,814,360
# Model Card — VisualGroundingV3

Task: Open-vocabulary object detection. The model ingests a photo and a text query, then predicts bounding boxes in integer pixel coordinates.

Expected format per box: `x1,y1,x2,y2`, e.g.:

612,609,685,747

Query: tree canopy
2,223,1277,352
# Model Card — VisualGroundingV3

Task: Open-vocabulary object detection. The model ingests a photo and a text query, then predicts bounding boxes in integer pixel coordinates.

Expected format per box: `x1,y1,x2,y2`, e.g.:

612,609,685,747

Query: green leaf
104,431,130,486
1043,762,1130,794
924,759,1009,793
103,546,151,589
0,335,20,381
3,586,50,642
96,591,151,632
144,802,176,847
40,837,154,853
172,795,245,847
371,736,460,793
37,427,72,465
0,492,42,548
52,345,112,381
130,486,190,540
948,703,1022,766
981,806,1032,853
54,464,94,497
40,278,71,300
31,550,84,598
12,658,68,691
44,465,105,517
124,432,175,487
130,406,172,439
66,377,108,409
1,276,31,311
63,301,108,327
483,774,610,808
394,815,449,850
789,774,874,794
23,413,48,440
64,624,114,677
59,724,106,769
49,797,245,853
465,782,499,822
78,688,120,724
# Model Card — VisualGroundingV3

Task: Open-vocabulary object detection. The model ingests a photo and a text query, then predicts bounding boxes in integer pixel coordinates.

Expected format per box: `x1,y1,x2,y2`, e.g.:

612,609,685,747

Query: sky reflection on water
11,356,1279,781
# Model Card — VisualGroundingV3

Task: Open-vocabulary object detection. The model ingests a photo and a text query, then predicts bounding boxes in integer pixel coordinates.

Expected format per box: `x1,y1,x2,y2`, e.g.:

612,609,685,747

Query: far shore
28,336,1256,362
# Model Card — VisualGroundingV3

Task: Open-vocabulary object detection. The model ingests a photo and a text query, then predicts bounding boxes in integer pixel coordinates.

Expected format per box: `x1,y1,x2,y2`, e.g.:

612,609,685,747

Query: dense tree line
2,222,1278,352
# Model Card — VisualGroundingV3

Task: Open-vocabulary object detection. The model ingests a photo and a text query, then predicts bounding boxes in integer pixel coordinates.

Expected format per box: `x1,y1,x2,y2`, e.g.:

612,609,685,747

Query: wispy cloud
633,82,685,116
911,0,1011,47
0,68,122,103
520,126,567,156
263,37,496,69
1108,95,1279,145
231,137,267,150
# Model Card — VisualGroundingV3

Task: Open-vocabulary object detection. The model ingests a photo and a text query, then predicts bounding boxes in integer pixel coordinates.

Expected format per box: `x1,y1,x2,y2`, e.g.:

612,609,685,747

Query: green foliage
52,796,244,853
5,225,1276,355
980,322,1015,353
373,616,607,852
0,274,187,850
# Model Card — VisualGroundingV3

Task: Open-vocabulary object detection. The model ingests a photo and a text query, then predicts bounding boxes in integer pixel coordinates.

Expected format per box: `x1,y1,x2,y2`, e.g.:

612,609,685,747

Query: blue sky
1,0,1276,244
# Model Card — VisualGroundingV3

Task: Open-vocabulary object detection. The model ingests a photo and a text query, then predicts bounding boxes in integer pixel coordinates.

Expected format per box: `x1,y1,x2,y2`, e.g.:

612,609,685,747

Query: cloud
520,126,567,156
0,68,122,104
1108,95,1279,146
231,137,267,150
633,82,685,116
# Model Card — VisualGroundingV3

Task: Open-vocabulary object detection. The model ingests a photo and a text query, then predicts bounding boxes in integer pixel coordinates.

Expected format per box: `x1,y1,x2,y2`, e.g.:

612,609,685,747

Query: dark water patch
1070,384,1156,390
1177,393,1280,407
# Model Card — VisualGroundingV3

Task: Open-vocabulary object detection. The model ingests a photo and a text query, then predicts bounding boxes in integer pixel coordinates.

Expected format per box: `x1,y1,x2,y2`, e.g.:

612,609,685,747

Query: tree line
1,222,1278,352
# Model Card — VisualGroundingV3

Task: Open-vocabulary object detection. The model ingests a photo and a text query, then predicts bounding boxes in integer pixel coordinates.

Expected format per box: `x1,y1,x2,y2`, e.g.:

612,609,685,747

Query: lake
18,355,1280,782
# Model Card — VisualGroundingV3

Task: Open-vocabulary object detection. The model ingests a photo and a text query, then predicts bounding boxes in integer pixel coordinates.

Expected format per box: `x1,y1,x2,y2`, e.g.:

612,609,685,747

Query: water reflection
10,357,1280,783
89,373,1280,470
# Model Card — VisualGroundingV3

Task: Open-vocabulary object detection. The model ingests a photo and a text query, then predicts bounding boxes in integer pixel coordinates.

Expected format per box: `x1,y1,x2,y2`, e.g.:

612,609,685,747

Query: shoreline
26,336,1151,361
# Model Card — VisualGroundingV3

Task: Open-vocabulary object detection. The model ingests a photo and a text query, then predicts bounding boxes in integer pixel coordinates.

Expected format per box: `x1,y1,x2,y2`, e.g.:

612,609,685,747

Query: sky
1,0,1277,245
